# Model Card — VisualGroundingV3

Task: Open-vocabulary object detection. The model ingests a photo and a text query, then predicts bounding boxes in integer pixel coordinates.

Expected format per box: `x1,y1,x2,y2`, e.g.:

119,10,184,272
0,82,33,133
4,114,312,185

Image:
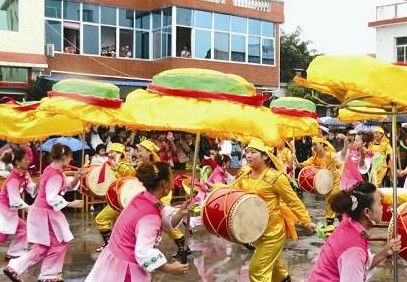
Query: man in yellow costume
298,137,341,226
368,127,392,187
232,139,316,282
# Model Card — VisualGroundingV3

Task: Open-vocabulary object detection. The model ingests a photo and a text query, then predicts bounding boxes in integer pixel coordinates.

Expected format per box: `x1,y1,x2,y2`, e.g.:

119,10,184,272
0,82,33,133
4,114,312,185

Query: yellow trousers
249,233,288,282
325,182,340,220
95,205,119,232
95,201,184,240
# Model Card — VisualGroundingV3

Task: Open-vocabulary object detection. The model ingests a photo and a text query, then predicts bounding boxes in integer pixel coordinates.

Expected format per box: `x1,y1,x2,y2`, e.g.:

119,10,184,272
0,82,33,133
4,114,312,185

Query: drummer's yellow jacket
232,168,311,241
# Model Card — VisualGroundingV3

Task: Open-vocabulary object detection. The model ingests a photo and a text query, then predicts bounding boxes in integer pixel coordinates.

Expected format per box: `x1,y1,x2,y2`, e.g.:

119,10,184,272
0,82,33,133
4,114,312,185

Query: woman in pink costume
307,182,401,281
207,154,234,186
86,162,190,282
3,143,83,282
0,148,37,261
340,132,373,191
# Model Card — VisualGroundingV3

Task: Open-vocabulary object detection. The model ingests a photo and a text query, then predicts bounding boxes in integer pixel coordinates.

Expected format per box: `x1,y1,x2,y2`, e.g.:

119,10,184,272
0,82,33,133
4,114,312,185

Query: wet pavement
0,193,407,281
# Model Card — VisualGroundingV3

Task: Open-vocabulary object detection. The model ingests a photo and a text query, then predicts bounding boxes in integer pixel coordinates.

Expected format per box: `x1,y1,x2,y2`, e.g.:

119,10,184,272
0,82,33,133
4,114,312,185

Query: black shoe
243,243,255,251
4,254,19,262
96,230,111,252
3,267,23,282
326,218,335,226
172,236,192,262
281,275,291,282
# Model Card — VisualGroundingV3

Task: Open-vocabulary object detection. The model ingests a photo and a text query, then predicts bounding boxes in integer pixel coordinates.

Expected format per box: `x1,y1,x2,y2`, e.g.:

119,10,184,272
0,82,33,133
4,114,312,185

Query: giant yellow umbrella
0,99,86,143
120,69,320,146
294,54,407,281
338,101,387,122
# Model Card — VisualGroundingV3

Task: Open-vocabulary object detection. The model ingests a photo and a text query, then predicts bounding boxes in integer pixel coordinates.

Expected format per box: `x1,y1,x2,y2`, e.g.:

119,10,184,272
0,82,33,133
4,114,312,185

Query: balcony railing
233,0,272,11
376,2,407,21
201,0,226,3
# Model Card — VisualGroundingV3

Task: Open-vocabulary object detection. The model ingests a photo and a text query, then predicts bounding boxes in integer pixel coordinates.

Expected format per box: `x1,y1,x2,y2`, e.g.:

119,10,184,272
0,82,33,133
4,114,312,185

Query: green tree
280,26,318,83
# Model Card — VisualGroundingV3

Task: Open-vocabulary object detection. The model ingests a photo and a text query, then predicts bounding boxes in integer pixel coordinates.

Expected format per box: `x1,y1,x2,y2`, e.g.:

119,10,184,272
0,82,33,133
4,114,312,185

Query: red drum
380,188,407,222
81,165,116,197
202,188,269,244
107,177,146,212
388,203,407,261
298,166,333,195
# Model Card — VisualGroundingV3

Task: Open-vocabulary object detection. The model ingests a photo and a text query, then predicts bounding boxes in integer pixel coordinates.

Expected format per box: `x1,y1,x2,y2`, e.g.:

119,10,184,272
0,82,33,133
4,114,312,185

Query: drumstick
65,164,80,170
368,237,387,242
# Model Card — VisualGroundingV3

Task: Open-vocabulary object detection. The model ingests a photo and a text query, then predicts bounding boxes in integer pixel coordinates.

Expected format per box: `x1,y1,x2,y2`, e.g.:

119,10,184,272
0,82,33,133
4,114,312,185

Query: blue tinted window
101,6,116,25
262,38,274,65
231,34,245,62
45,0,61,18
231,16,246,34
152,10,161,29
83,4,99,23
214,32,229,60
248,36,260,63
195,30,211,58
136,30,149,59
163,7,171,26
262,21,274,37
119,9,134,28
214,13,229,31
136,11,150,29
177,7,192,26
248,19,261,36
45,20,61,51
63,1,80,21
83,24,99,54
195,10,211,29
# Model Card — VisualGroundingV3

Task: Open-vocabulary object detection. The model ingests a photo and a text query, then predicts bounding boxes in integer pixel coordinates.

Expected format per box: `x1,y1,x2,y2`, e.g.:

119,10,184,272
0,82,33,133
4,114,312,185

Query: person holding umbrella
3,143,83,282
0,148,37,261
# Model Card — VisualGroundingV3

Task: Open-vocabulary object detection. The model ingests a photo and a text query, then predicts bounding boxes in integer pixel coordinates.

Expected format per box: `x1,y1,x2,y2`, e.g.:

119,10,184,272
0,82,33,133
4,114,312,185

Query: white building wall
376,23,407,62
0,0,45,55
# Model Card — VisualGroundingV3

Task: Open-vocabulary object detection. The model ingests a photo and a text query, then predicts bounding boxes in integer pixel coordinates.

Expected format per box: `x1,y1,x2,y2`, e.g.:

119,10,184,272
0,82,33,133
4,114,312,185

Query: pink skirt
85,245,150,282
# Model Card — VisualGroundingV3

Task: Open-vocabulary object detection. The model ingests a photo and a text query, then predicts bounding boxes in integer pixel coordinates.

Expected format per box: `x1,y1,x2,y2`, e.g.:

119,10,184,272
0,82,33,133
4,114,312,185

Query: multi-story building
43,0,284,96
0,0,284,99
0,0,47,100
369,1,407,64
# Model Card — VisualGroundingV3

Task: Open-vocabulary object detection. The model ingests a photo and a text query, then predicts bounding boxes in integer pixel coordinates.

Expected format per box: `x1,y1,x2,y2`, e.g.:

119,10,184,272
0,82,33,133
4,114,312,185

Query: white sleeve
0,162,10,178
359,157,372,175
160,206,178,230
7,179,29,210
45,175,69,211
25,181,37,198
135,214,167,272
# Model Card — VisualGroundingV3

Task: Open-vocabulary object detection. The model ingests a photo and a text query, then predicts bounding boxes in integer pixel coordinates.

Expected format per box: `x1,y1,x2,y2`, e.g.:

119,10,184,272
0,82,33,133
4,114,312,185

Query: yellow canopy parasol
120,69,320,146
338,101,387,122
0,100,86,143
294,55,407,109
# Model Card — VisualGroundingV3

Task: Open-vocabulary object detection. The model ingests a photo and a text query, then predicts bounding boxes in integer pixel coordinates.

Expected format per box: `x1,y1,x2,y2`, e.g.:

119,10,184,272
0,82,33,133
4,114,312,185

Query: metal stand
391,104,398,282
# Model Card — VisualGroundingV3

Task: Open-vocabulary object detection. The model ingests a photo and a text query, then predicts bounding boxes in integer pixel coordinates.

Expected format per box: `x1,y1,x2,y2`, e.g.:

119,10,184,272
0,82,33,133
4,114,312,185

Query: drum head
229,194,269,243
87,166,117,196
119,178,146,209
314,169,333,195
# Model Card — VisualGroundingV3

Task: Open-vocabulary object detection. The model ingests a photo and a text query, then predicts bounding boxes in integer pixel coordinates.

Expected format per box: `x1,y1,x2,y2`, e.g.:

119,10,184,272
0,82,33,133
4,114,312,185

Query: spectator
180,45,191,58
91,144,108,166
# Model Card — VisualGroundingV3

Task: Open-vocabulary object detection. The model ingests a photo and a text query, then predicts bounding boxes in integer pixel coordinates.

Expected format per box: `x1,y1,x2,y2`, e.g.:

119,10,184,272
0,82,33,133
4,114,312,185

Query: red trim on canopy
147,84,269,106
271,107,317,118
48,91,122,108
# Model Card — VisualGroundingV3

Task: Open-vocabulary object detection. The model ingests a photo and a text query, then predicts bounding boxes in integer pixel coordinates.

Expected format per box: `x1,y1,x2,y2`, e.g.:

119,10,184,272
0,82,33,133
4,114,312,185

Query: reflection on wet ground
0,193,406,281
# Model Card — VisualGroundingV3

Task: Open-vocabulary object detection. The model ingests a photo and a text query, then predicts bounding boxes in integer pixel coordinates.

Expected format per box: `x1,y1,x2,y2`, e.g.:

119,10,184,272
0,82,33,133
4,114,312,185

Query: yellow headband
247,138,284,172
139,140,160,162
108,143,125,154
312,136,336,153
373,127,384,134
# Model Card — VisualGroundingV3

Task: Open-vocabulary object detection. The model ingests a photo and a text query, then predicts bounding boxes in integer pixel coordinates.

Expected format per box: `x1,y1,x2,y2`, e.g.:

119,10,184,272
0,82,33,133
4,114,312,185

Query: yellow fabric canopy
120,89,320,146
338,107,387,122
0,103,86,143
294,55,407,109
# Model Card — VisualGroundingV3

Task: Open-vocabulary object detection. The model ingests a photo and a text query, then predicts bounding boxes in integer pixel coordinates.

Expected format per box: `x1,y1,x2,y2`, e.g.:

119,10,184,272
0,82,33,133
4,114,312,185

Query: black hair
214,153,231,167
1,151,13,164
262,152,278,170
357,131,373,148
136,162,171,192
11,148,27,166
95,144,106,154
50,143,72,161
330,182,377,220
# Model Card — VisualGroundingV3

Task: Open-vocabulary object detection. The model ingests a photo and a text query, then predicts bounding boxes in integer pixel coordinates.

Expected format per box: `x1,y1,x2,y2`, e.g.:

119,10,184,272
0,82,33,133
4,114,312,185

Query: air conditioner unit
45,43,55,58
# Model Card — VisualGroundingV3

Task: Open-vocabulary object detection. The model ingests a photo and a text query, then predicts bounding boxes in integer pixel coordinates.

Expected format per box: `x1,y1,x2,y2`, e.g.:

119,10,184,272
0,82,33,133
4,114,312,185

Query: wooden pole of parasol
181,132,200,263
391,104,398,281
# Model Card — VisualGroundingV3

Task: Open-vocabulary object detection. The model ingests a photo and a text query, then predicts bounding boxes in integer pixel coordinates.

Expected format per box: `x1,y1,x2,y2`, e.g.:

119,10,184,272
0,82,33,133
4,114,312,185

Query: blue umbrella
319,116,346,127
41,137,89,152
